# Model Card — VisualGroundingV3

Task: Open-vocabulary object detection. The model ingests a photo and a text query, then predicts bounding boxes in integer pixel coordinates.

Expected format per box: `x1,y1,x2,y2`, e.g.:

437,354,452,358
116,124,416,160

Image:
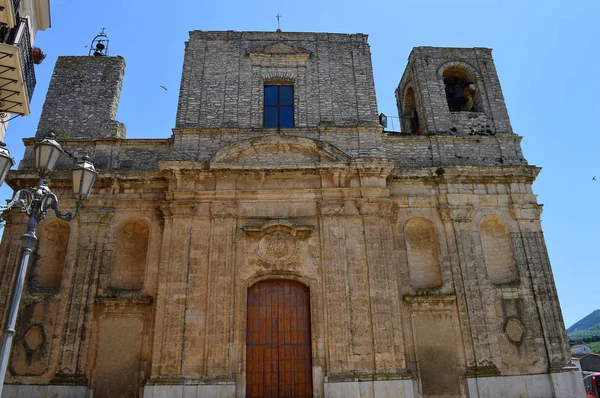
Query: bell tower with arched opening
396,47,512,136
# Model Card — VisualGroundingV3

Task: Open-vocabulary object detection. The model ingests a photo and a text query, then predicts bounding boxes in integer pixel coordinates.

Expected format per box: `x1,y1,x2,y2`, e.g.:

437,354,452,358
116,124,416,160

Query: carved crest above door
243,220,313,271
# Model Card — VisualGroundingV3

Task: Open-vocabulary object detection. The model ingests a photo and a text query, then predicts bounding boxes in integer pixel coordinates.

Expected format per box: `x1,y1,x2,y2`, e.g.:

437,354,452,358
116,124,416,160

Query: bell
96,41,105,50
448,84,468,108
93,50,103,57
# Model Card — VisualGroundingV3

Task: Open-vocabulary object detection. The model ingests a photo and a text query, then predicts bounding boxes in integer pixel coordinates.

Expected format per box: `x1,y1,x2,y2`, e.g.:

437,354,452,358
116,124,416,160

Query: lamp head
34,133,63,175
71,155,97,200
0,141,14,186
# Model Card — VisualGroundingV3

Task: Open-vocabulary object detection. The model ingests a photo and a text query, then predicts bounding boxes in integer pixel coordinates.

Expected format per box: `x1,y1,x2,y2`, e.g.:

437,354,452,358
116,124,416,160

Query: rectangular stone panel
412,311,461,397
93,314,144,398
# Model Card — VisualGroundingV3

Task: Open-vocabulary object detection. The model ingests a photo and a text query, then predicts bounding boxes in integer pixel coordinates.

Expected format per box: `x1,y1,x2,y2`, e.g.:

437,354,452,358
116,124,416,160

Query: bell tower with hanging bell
396,47,513,136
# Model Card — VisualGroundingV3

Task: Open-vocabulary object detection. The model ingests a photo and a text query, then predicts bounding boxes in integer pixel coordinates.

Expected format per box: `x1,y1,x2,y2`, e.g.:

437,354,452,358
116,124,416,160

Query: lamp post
0,133,97,396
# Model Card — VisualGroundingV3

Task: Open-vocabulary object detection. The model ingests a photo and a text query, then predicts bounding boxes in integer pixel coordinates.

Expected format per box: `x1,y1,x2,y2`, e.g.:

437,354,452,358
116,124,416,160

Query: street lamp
0,133,97,395
0,141,15,187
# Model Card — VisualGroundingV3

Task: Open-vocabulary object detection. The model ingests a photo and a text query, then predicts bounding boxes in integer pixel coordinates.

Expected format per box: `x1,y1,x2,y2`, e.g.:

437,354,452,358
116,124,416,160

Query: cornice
389,165,541,183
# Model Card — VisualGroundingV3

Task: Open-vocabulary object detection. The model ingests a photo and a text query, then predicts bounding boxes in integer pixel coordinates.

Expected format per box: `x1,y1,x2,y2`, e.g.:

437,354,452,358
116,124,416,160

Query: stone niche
404,217,443,290
31,219,70,291
480,216,518,285
110,219,150,291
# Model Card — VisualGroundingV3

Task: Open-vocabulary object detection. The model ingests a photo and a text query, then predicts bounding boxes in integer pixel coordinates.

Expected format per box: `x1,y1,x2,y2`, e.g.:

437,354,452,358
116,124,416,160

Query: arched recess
480,216,518,285
404,218,443,289
401,86,420,135
110,219,150,291
441,64,482,112
32,219,70,290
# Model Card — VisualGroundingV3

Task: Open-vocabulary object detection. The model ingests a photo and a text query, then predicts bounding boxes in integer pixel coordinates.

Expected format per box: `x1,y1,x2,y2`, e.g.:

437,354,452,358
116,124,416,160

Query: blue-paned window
264,85,294,128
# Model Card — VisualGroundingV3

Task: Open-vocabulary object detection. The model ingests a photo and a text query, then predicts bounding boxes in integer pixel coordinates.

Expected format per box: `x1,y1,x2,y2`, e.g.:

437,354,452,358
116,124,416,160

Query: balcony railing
0,0,20,28
0,17,35,115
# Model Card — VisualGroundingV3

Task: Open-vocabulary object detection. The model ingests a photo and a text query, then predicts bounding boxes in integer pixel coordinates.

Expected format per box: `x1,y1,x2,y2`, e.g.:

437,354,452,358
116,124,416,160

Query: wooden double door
246,280,313,397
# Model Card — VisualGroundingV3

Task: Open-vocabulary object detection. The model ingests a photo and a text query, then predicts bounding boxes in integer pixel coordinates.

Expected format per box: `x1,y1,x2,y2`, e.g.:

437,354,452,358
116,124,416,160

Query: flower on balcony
32,47,46,65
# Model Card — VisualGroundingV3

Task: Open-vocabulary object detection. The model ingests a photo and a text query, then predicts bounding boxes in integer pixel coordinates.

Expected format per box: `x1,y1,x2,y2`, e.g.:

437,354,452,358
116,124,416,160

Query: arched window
480,216,518,285
110,219,149,291
442,67,481,112
402,87,420,135
404,218,443,289
32,220,70,290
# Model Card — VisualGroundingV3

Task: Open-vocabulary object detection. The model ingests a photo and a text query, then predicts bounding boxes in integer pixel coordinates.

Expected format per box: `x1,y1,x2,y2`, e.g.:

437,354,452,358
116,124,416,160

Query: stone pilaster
438,204,498,374
0,213,29,327
318,202,353,374
205,201,238,379
54,206,115,383
152,201,195,377
511,204,572,369
180,208,212,375
357,199,405,372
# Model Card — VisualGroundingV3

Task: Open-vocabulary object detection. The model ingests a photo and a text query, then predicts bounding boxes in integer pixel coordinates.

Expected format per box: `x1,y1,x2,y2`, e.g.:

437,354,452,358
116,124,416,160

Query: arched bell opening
442,66,481,112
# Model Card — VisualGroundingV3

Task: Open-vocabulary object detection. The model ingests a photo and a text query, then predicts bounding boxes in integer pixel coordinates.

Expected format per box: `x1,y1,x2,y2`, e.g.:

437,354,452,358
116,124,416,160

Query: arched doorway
246,279,312,397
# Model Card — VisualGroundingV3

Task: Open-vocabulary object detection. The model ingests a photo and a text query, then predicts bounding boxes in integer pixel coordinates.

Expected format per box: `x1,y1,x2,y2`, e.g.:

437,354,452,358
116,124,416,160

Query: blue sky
2,0,598,328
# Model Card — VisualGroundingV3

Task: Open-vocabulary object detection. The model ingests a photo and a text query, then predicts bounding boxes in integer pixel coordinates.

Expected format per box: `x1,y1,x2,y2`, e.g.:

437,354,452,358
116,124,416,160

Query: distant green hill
567,309,600,342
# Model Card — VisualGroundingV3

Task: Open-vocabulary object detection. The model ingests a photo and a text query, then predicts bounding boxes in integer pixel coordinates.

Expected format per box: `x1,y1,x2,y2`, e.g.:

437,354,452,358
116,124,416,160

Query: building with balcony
0,0,50,139
0,30,585,397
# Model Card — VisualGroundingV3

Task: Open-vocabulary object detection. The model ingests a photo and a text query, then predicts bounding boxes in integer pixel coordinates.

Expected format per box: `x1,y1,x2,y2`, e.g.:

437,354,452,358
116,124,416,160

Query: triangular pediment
248,42,311,63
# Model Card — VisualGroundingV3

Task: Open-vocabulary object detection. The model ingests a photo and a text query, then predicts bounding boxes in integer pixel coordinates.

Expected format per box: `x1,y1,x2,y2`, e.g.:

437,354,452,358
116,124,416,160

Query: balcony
0,17,34,116
0,0,20,28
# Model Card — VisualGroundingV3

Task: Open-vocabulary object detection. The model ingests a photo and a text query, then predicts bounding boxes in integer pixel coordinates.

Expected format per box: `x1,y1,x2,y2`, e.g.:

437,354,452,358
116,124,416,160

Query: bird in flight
160,85,168,91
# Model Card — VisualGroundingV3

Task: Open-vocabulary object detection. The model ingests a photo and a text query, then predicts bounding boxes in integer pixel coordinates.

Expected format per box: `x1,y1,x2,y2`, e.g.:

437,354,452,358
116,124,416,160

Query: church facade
0,30,584,397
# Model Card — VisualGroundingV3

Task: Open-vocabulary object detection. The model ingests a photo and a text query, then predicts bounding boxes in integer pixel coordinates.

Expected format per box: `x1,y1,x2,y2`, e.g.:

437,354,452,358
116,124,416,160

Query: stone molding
436,59,482,80
504,317,526,345
438,204,474,223
248,42,311,64
158,201,196,218
210,201,238,218
78,207,115,225
319,202,345,217
242,219,314,236
356,198,396,218
403,293,456,305
209,135,350,167
510,204,543,221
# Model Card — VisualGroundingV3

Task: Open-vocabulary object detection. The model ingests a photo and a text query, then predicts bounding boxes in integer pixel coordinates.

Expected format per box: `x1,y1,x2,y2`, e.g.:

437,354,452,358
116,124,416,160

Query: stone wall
175,31,379,129
35,56,126,139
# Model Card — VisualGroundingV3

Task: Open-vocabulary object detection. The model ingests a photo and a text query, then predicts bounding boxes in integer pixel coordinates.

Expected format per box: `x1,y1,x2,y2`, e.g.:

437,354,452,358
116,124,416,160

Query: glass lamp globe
34,133,62,175
71,155,97,199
